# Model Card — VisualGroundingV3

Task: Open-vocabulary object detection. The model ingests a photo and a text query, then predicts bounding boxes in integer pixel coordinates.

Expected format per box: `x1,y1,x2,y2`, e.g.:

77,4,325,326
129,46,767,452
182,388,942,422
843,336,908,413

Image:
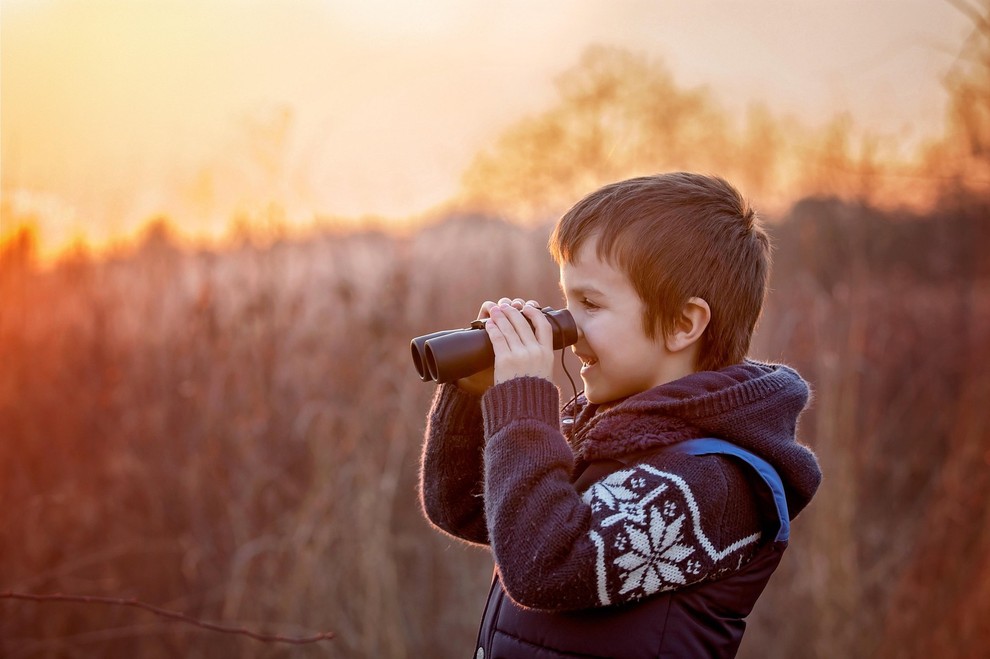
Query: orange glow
0,0,975,261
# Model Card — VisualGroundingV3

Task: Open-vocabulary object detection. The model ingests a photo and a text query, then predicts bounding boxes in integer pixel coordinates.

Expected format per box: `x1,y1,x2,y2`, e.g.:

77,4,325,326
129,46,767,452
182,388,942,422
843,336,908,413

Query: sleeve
419,383,490,545
481,377,766,611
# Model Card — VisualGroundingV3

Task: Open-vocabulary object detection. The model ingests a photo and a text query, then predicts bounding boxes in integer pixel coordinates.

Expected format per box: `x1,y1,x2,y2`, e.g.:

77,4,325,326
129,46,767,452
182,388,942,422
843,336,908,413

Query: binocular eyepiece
411,307,579,384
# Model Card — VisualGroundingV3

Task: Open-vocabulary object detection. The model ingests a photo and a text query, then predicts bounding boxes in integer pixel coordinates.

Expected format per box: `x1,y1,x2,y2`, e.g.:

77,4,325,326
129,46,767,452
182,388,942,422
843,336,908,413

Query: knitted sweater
420,360,820,611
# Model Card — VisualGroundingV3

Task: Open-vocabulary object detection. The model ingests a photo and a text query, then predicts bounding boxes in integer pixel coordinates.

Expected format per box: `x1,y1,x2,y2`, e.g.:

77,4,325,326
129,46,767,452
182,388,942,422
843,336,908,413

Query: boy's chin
582,379,643,405
582,384,610,405
580,377,596,403
582,373,629,405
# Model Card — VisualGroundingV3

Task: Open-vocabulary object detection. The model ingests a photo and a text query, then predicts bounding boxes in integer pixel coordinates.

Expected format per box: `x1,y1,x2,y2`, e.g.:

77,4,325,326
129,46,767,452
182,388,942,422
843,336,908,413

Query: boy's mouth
575,353,598,372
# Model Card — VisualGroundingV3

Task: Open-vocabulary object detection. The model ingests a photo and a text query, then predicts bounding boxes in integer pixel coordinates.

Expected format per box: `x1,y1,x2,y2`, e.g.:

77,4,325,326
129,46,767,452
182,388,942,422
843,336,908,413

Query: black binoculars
411,307,579,384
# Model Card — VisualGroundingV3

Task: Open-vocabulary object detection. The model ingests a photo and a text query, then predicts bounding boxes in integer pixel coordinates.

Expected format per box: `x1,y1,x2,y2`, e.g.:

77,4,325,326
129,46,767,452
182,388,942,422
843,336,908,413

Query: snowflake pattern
582,468,668,528
615,507,694,595
582,464,761,605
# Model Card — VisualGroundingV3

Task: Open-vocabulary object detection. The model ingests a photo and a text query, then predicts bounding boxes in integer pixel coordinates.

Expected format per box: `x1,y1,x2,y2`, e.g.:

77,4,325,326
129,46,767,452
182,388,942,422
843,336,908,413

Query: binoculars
411,307,579,383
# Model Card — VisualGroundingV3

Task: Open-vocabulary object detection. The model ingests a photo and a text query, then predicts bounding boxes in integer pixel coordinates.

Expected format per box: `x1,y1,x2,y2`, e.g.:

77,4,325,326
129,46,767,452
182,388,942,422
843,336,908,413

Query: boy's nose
570,337,588,353
562,311,584,339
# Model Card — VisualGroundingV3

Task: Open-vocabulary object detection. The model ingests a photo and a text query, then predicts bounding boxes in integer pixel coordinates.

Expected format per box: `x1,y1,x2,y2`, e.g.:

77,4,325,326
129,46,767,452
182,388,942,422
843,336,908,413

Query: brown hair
548,172,770,371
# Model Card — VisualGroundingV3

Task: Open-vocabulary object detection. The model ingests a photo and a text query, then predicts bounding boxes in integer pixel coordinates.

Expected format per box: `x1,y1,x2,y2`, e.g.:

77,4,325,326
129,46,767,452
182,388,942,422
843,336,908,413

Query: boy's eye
581,298,599,310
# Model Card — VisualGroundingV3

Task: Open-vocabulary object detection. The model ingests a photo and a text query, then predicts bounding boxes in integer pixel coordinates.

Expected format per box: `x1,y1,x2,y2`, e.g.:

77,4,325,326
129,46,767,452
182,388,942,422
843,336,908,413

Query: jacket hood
567,360,821,518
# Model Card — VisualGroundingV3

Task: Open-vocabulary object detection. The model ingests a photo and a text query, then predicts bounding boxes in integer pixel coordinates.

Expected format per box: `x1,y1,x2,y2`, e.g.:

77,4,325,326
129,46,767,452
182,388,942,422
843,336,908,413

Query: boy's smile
560,237,692,404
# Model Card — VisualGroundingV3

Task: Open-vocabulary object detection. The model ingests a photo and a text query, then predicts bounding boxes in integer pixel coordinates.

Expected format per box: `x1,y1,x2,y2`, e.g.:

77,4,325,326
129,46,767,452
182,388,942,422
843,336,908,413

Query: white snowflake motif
582,469,668,528
663,500,677,517
614,506,695,597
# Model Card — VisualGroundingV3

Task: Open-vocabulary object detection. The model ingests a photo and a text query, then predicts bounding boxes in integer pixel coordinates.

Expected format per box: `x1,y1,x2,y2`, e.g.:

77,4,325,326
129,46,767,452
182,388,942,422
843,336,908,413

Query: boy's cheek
567,306,585,326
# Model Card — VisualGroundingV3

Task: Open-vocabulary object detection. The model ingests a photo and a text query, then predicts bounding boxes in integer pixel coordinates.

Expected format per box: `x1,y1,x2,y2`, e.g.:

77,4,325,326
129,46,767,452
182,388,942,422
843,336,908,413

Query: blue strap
669,438,790,542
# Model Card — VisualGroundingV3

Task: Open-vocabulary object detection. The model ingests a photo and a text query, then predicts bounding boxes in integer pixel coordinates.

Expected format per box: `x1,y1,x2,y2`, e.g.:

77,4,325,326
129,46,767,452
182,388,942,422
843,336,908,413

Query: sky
0,0,975,254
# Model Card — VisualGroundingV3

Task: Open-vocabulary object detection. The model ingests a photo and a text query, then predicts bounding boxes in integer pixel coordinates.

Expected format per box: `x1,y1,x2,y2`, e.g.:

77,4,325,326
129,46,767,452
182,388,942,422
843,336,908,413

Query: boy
419,173,821,658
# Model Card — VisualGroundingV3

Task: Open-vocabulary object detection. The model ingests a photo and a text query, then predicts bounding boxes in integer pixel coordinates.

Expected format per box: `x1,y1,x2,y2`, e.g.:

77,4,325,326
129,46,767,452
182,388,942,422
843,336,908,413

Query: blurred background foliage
2,2,990,657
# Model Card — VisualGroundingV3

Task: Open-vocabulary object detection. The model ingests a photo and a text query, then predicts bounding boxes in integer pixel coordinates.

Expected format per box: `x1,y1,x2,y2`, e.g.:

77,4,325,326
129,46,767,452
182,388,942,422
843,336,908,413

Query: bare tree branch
1,592,335,645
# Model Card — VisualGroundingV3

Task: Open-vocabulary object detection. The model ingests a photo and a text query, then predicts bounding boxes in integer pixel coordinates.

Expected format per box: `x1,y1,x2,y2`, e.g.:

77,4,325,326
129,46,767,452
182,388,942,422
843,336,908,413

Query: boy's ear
665,297,711,353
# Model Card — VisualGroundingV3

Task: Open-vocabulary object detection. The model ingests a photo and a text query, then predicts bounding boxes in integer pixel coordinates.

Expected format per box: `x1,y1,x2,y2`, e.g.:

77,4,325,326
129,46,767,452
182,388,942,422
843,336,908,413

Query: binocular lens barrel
410,330,464,381
424,329,495,383
410,307,578,384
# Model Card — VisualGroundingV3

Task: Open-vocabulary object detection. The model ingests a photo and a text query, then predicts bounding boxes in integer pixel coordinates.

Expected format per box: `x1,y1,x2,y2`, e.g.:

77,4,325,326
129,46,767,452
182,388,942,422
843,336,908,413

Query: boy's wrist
431,382,484,433
481,376,559,439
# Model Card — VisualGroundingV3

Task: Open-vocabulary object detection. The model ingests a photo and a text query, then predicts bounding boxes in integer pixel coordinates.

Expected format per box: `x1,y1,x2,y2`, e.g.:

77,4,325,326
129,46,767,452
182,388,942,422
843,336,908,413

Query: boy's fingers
522,304,553,346
498,303,537,343
478,297,541,321
482,298,518,321
488,306,523,349
497,297,528,310
485,319,509,350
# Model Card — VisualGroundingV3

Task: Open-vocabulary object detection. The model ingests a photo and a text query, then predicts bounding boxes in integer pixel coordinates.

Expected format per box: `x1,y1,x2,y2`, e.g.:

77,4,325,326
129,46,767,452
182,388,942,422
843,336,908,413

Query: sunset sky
0,0,974,254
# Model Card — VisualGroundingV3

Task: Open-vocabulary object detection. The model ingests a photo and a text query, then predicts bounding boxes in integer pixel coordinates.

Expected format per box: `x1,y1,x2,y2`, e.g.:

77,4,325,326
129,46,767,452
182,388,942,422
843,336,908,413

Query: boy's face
559,237,680,404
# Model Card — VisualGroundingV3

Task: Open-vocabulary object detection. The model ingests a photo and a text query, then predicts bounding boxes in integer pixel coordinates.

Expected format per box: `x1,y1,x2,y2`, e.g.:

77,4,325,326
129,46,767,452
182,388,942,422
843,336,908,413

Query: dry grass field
3,5,989,654
1,191,988,657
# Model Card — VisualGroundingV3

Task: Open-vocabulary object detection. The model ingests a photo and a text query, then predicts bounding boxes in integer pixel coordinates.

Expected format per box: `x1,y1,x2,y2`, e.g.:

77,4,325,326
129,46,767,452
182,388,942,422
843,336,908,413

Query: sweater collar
567,360,820,516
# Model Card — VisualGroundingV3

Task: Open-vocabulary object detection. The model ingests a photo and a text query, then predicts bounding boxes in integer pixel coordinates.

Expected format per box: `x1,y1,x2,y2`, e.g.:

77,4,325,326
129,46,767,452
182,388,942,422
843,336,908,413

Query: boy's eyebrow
558,281,604,297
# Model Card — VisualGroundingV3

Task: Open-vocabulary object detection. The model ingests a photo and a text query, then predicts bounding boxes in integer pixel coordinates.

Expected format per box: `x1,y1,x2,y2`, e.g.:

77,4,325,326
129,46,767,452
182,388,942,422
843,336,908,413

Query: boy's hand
485,300,555,385
455,298,548,394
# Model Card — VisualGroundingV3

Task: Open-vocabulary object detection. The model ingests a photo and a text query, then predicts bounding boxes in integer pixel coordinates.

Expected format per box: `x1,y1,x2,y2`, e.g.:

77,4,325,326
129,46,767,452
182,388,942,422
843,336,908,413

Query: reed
1,195,987,657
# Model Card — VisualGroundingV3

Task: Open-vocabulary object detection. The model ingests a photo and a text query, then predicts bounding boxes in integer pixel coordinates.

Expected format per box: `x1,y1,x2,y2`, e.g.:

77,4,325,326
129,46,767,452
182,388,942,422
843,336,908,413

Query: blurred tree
454,44,904,222
937,0,990,188
0,225,38,275
457,46,731,222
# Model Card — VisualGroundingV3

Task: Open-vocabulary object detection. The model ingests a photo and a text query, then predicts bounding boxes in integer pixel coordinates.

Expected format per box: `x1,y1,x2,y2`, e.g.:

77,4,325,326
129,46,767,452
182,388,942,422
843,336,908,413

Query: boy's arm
482,377,766,611
419,383,490,546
